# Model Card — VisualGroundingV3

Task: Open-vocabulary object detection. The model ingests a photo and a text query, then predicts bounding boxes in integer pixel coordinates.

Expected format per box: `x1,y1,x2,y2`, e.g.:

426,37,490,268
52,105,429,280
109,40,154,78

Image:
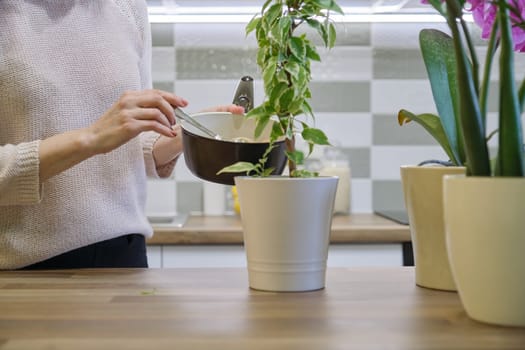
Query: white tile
371,80,435,115
314,113,372,147
152,47,175,82
371,145,448,180
350,179,372,213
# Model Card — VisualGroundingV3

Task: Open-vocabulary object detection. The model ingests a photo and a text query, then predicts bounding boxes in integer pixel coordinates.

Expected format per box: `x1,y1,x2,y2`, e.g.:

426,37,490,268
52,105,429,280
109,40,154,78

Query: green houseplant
220,0,342,177
219,0,343,292
405,0,525,326
399,0,525,174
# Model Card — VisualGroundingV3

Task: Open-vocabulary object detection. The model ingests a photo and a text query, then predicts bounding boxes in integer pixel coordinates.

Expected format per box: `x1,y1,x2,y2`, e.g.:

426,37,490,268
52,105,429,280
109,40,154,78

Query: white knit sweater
0,0,172,269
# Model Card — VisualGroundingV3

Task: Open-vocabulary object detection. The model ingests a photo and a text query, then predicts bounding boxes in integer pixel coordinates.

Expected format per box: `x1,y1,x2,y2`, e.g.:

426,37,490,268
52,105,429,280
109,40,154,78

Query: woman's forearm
38,129,97,183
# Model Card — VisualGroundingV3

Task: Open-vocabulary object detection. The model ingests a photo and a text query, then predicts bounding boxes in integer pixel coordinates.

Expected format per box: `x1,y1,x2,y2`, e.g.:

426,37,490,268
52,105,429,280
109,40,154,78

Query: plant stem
496,0,525,176
445,0,491,176
519,78,525,112
285,136,297,173
460,18,479,96
479,19,499,123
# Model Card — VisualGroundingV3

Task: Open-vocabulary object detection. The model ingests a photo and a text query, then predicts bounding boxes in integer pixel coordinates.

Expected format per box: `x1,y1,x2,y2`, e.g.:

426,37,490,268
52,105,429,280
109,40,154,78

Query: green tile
310,81,370,112
372,180,405,212
373,114,437,146
176,48,258,79
373,48,427,79
342,147,370,178
297,23,371,46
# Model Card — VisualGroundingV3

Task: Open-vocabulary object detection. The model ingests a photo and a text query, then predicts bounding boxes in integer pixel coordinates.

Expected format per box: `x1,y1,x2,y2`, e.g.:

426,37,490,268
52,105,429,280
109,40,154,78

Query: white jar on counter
319,148,351,215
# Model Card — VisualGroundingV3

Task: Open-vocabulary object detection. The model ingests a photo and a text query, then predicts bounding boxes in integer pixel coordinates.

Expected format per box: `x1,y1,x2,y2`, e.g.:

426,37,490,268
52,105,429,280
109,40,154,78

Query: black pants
21,234,148,270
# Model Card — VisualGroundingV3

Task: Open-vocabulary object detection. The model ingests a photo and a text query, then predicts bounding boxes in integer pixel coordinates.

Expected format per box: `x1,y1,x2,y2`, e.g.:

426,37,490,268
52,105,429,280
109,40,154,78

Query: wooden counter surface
1,267,524,349
147,213,410,245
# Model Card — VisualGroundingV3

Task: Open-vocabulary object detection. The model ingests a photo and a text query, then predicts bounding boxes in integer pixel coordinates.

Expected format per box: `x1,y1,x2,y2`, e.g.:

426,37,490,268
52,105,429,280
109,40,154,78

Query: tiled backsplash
147,20,525,215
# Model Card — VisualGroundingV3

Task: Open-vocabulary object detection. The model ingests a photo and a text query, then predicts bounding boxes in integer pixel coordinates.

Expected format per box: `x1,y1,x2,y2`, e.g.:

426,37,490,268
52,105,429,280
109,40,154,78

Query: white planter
235,176,338,292
444,175,525,326
400,166,465,291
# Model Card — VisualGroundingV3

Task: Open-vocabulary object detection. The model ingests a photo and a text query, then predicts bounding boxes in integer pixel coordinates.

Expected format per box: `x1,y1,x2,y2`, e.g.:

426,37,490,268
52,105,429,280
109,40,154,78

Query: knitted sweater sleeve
0,141,42,205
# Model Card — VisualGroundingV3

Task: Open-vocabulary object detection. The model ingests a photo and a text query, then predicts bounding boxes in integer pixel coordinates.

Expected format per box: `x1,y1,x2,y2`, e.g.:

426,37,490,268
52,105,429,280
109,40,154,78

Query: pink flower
468,0,497,39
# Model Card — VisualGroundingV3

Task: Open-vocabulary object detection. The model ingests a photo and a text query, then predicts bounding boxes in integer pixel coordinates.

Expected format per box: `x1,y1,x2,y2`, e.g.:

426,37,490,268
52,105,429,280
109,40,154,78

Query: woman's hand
38,90,187,182
198,104,245,115
86,90,188,155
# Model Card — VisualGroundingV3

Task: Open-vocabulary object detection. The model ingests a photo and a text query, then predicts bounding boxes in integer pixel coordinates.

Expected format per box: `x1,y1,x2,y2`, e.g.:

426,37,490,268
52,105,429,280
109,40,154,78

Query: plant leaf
286,150,305,165
445,2,491,175
246,16,261,36
496,4,525,176
255,113,271,138
306,44,321,61
327,22,337,48
398,109,459,165
302,127,330,146
217,162,257,175
419,28,463,165
245,105,269,120
312,0,344,14
290,37,306,60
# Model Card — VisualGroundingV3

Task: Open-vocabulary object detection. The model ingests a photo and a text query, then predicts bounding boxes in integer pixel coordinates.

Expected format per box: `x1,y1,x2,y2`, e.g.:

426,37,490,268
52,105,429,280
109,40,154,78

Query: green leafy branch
219,0,342,178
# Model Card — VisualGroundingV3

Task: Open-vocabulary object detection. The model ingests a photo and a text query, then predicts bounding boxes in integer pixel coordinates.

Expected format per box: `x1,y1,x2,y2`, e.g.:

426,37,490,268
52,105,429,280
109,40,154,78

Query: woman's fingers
199,104,245,114
156,90,189,109
131,107,173,129
124,90,175,126
136,119,177,138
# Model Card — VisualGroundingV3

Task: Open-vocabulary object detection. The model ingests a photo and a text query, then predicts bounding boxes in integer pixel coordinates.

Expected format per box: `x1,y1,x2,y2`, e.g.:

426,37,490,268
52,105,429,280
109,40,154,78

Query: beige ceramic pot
400,165,465,291
235,176,338,292
444,175,525,327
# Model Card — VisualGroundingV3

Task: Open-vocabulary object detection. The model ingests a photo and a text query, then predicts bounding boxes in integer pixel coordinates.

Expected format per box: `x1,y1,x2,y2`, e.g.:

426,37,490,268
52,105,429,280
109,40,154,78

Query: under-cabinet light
149,12,472,23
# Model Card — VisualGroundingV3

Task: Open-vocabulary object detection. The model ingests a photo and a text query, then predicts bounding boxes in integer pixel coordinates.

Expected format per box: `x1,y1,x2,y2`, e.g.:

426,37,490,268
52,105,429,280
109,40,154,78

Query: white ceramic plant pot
444,175,525,326
234,176,338,292
400,165,465,291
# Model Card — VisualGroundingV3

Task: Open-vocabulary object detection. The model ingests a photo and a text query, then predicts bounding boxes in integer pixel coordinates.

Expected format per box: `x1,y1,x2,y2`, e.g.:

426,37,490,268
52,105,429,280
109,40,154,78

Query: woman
0,0,244,269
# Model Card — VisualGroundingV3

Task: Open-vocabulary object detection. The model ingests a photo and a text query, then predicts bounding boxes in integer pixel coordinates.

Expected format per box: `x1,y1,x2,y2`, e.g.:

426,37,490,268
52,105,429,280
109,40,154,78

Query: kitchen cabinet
146,213,411,268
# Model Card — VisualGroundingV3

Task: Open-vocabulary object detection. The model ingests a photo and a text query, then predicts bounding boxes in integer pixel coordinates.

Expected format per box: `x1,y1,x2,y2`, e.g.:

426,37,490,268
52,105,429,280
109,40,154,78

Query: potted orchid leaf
397,15,468,292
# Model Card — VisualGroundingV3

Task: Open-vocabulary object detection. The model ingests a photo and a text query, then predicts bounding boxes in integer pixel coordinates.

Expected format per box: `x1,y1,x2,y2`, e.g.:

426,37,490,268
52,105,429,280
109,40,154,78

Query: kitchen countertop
147,213,411,245
1,267,524,349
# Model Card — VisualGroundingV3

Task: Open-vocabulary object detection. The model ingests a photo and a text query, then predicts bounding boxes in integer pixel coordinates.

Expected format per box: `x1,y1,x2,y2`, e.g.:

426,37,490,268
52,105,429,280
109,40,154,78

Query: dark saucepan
180,112,287,185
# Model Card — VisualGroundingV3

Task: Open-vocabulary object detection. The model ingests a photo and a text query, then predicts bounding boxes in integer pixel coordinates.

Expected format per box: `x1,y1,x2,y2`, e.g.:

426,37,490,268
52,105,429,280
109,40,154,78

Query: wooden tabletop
148,213,410,245
1,267,524,350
